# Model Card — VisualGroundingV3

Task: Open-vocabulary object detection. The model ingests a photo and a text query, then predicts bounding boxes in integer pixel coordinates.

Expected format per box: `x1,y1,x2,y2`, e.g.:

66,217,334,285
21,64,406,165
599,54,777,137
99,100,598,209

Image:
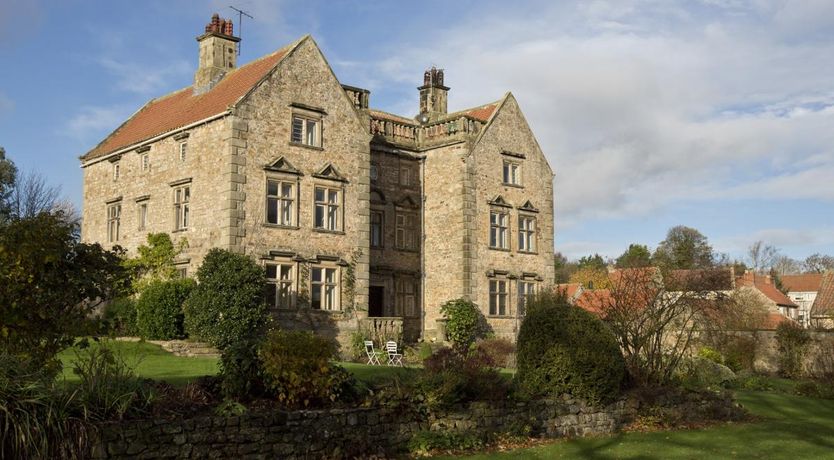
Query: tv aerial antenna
228,6,253,55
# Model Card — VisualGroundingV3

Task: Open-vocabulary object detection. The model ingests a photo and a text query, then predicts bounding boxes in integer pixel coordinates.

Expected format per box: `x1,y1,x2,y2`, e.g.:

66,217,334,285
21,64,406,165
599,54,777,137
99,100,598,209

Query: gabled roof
736,273,798,308
759,312,797,330
82,40,300,162
554,283,582,300
811,272,834,318
574,289,610,317
460,103,498,122
781,273,824,293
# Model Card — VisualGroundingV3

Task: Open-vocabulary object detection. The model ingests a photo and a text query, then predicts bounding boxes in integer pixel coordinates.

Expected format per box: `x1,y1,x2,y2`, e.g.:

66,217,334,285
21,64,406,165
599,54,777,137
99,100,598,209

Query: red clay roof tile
811,272,834,317
82,46,291,161
781,274,824,293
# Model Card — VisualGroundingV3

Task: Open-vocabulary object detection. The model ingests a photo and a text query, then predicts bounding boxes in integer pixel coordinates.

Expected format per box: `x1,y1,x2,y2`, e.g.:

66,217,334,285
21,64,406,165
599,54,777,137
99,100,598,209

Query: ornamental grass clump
515,290,626,405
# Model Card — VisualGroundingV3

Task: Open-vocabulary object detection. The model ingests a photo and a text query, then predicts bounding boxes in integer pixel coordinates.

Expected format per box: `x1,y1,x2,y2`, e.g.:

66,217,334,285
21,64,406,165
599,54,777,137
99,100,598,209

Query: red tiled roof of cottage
555,283,582,299
781,273,824,293
574,289,611,316
82,45,293,161
811,272,834,318
736,272,798,308
368,109,416,125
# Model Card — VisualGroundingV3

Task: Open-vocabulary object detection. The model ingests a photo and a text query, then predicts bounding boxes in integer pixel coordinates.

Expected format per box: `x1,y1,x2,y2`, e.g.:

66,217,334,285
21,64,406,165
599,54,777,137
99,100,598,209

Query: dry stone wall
92,396,630,459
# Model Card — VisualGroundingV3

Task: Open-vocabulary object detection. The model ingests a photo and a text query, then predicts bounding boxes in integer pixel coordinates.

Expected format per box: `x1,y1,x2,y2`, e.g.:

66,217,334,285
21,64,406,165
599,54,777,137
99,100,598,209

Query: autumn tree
652,225,715,271
615,243,652,268
569,253,611,289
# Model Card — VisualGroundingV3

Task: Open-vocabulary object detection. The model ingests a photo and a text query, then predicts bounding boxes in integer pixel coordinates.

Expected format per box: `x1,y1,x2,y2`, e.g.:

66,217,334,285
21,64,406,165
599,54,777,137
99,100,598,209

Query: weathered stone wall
81,116,233,275
91,396,629,459
234,37,371,345
468,95,555,339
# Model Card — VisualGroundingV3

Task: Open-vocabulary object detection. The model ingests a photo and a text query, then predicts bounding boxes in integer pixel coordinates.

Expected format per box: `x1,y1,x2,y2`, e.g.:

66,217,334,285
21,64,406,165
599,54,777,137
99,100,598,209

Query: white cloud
63,105,132,142
346,1,834,231
98,58,191,95
716,227,834,255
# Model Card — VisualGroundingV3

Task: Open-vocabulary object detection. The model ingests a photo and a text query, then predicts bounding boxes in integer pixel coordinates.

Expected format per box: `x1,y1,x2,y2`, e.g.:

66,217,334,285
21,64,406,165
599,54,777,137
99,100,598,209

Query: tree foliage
0,147,16,223
183,249,269,350
747,241,779,273
652,225,715,270
569,266,612,290
577,254,607,271
804,254,834,273
616,244,652,268
553,252,576,284
0,212,127,367
123,233,186,292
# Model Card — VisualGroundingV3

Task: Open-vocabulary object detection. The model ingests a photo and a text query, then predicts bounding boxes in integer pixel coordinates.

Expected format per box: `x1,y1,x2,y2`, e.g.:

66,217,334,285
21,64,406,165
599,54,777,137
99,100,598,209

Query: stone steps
148,339,220,358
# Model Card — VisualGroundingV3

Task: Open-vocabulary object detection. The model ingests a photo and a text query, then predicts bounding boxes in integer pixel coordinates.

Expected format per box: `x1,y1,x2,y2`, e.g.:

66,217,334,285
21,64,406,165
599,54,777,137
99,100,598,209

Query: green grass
58,340,219,387
448,389,834,459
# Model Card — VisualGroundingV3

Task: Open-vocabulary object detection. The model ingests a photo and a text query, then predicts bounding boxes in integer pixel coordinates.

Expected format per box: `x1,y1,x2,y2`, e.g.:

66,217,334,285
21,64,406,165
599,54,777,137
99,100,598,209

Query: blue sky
1,0,833,262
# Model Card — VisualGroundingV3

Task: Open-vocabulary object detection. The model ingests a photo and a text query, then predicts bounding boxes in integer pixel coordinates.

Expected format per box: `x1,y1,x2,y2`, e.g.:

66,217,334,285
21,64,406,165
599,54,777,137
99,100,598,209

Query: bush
474,337,516,368
0,353,89,459
183,249,269,350
795,380,834,400
135,279,195,340
219,338,267,400
680,356,736,390
71,344,154,421
102,297,138,337
418,347,509,408
440,298,489,351
697,346,724,365
515,294,625,405
808,337,834,383
719,335,758,372
259,330,354,408
775,322,811,379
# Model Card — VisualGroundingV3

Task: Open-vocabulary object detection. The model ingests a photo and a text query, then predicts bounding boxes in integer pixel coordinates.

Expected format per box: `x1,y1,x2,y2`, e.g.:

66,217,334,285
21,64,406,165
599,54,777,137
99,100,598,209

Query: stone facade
80,15,555,345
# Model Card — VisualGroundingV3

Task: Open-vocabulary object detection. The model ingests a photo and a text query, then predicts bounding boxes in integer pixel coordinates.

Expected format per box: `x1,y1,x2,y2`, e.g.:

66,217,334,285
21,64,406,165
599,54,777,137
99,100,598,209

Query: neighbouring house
781,273,824,327
810,272,834,329
734,272,799,322
79,14,555,344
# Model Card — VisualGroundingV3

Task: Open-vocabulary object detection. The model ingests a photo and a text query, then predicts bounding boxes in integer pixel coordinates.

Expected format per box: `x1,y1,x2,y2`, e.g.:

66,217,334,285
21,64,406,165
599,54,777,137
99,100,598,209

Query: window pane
266,264,277,279
327,206,338,230
311,285,321,309
267,197,278,224
311,268,322,283
292,117,303,142
315,188,325,202
325,285,335,309
306,120,317,145
183,205,189,228
281,183,293,197
315,205,324,228
281,200,292,225
325,268,336,284
328,190,338,203
503,163,510,183
267,180,278,196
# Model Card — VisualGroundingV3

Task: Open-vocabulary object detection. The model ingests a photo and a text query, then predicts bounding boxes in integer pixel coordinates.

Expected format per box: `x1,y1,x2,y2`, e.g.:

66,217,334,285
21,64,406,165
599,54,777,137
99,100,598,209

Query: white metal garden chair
364,341,382,366
386,341,403,367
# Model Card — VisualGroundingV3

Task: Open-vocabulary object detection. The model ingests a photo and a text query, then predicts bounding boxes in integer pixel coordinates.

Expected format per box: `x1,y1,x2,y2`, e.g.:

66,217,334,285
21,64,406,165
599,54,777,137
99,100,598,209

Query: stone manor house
80,14,555,343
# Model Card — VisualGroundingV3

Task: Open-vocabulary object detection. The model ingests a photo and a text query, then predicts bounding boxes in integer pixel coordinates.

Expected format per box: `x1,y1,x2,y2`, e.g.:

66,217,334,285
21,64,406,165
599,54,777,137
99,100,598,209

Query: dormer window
503,160,521,186
291,115,321,147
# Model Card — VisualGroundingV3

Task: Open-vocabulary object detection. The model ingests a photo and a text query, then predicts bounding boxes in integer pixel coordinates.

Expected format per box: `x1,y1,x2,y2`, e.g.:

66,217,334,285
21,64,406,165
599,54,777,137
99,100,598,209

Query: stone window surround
174,132,190,162
518,213,537,254
489,208,511,251
312,182,345,234
487,275,511,317
502,159,523,187
135,195,150,231
310,262,341,311
395,275,419,318
264,257,297,310
263,173,301,229
289,104,326,150
394,210,419,252
169,178,192,233
517,278,537,315
106,198,122,244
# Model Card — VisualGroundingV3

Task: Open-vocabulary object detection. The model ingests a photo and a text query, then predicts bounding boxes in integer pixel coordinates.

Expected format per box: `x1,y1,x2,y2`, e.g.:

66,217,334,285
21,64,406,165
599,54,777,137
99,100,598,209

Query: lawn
58,340,219,387
448,390,834,460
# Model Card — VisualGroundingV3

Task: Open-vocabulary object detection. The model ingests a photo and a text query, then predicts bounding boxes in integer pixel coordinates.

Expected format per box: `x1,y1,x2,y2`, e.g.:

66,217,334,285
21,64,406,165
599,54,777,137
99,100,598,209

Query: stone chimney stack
417,67,449,122
194,13,241,94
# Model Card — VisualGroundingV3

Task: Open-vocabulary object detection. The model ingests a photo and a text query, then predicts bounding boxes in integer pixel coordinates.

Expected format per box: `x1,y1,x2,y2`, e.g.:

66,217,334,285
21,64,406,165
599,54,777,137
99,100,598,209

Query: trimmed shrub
183,249,269,350
474,337,516,368
219,338,267,400
259,330,354,408
135,279,195,340
102,297,138,337
440,298,489,351
418,347,509,408
775,321,811,379
515,294,625,405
